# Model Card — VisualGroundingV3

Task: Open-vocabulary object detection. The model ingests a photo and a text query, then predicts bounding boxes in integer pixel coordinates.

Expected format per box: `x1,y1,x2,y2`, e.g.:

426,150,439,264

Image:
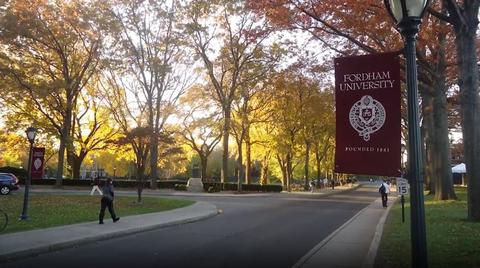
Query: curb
362,196,398,268
0,202,219,263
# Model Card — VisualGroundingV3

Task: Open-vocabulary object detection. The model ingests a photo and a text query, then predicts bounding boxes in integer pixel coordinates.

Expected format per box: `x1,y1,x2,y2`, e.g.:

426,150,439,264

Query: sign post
397,177,409,223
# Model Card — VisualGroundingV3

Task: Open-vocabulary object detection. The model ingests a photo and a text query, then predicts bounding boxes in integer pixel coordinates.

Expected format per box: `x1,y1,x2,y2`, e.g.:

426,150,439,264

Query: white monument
187,165,204,192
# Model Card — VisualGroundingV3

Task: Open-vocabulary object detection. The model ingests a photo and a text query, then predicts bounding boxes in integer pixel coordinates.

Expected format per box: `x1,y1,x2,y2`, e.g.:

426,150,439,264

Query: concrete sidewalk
293,196,396,268
0,201,218,263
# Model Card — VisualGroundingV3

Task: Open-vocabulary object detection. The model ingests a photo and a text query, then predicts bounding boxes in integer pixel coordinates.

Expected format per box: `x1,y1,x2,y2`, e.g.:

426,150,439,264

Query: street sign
396,177,409,196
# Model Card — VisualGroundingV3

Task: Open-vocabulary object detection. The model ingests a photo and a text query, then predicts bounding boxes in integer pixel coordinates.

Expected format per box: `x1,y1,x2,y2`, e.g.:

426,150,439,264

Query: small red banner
31,147,45,179
334,53,401,176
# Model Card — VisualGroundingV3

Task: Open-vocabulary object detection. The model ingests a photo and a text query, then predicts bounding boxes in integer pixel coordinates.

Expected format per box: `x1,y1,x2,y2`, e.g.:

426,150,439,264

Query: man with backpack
99,178,120,224
379,179,390,207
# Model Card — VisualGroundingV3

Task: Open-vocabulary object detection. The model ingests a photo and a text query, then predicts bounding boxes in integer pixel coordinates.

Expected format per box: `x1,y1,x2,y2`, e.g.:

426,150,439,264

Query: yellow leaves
0,131,29,166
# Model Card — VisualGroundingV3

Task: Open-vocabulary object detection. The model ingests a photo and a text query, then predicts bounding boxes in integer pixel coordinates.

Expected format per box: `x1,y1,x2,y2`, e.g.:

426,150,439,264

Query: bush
174,184,187,191
202,182,282,192
207,185,221,193
13,176,282,192
0,166,28,179
157,180,187,189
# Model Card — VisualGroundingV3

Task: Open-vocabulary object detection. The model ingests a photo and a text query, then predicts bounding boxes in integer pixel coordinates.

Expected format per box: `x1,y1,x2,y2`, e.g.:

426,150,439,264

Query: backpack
379,184,386,194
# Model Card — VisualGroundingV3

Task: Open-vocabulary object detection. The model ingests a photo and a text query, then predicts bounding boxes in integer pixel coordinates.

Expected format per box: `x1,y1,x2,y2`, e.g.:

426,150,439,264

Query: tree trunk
432,29,456,200
304,140,310,191
455,25,480,220
315,143,321,181
245,129,252,184
200,155,208,182
221,108,231,184
260,152,270,185
276,154,287,189
136,163,145,203
286,152,292,192
421,89,435,194
236,138,243,192
432,85,456,200
56,104,73,186
56,133,66,185
149,134,158,189
69,154,86,180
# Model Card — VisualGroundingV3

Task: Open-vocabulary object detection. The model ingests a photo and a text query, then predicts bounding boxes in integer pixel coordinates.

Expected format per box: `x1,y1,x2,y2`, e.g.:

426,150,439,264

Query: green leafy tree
429,0,480,220
0,0,111,186
108,0,194,189
184,0,273,184
177,85,223,182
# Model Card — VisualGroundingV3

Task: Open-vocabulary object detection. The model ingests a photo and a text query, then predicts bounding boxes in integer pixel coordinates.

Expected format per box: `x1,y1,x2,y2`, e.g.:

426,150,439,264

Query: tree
0,0,109,186
109,0,193,189
308,88,335,185
66,88,117,179
108,0,191,188
177,86,223,182
416,4,457,199
185,0,273,184
115,127,150,203
230,46,280,188
101,72,150,202
429,0,480,220
248,0,457,199
269,70,315,191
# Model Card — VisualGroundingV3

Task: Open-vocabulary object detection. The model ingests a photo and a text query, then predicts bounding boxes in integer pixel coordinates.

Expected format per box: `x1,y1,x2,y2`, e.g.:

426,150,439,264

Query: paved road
3,187,379,268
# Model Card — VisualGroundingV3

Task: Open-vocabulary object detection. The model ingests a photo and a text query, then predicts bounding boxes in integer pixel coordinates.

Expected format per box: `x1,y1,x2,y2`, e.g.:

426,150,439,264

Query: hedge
16,178,188,189
14,178,283,192
0,166,27,179
203,182,282,192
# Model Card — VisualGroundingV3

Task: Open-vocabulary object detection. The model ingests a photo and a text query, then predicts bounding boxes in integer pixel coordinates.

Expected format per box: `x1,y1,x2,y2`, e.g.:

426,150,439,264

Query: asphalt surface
2,187,379,268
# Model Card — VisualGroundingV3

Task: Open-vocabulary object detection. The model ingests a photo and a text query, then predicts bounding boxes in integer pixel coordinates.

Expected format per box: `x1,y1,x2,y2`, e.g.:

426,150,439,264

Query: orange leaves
248,0,403,54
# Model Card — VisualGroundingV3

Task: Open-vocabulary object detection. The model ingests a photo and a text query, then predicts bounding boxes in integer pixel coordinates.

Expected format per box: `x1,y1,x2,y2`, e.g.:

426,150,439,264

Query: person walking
90,175,103,196
309,180,315,193
379,179,390,207
99,178,120,224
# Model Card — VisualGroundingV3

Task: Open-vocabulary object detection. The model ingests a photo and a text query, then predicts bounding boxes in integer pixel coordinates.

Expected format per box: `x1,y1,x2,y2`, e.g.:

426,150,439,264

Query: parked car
0,173,19,195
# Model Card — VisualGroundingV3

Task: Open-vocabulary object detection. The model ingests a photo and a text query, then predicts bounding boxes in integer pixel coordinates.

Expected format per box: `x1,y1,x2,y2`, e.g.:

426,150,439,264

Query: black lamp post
20,127,37,220
384,0,429,267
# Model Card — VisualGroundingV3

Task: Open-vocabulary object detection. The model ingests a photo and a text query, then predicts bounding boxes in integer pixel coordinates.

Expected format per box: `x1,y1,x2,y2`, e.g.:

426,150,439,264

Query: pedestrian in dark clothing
379,179,390,207
309,180,315,193
99,178,120,224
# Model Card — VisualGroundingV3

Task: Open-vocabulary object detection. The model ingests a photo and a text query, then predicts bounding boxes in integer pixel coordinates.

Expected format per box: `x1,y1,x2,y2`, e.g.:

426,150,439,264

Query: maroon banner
31,147,45,179
334,53,401,176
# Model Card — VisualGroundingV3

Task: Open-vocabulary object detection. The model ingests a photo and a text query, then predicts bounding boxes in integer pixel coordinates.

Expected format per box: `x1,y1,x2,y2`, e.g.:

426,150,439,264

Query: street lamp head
384,0,429,24
25,127,37,143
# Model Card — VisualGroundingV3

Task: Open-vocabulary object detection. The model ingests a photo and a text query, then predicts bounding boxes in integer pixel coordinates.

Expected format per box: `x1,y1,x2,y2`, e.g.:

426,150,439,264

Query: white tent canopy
452,163,466,174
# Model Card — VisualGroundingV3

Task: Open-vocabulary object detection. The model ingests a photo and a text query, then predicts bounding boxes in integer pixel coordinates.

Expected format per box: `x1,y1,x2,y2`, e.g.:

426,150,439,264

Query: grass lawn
375,187,480,268
0,193,194,234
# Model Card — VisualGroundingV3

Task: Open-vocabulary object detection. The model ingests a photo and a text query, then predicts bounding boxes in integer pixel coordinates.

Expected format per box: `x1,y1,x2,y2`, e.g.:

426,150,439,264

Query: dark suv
0,173,19,195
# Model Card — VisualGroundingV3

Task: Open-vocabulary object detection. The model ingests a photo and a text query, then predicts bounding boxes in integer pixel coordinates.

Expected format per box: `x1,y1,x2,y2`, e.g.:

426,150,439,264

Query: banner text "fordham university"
339,71,395,91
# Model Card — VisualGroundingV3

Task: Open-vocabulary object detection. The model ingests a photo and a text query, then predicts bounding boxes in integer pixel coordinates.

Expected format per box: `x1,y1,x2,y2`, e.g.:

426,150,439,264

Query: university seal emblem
349,95,386,141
